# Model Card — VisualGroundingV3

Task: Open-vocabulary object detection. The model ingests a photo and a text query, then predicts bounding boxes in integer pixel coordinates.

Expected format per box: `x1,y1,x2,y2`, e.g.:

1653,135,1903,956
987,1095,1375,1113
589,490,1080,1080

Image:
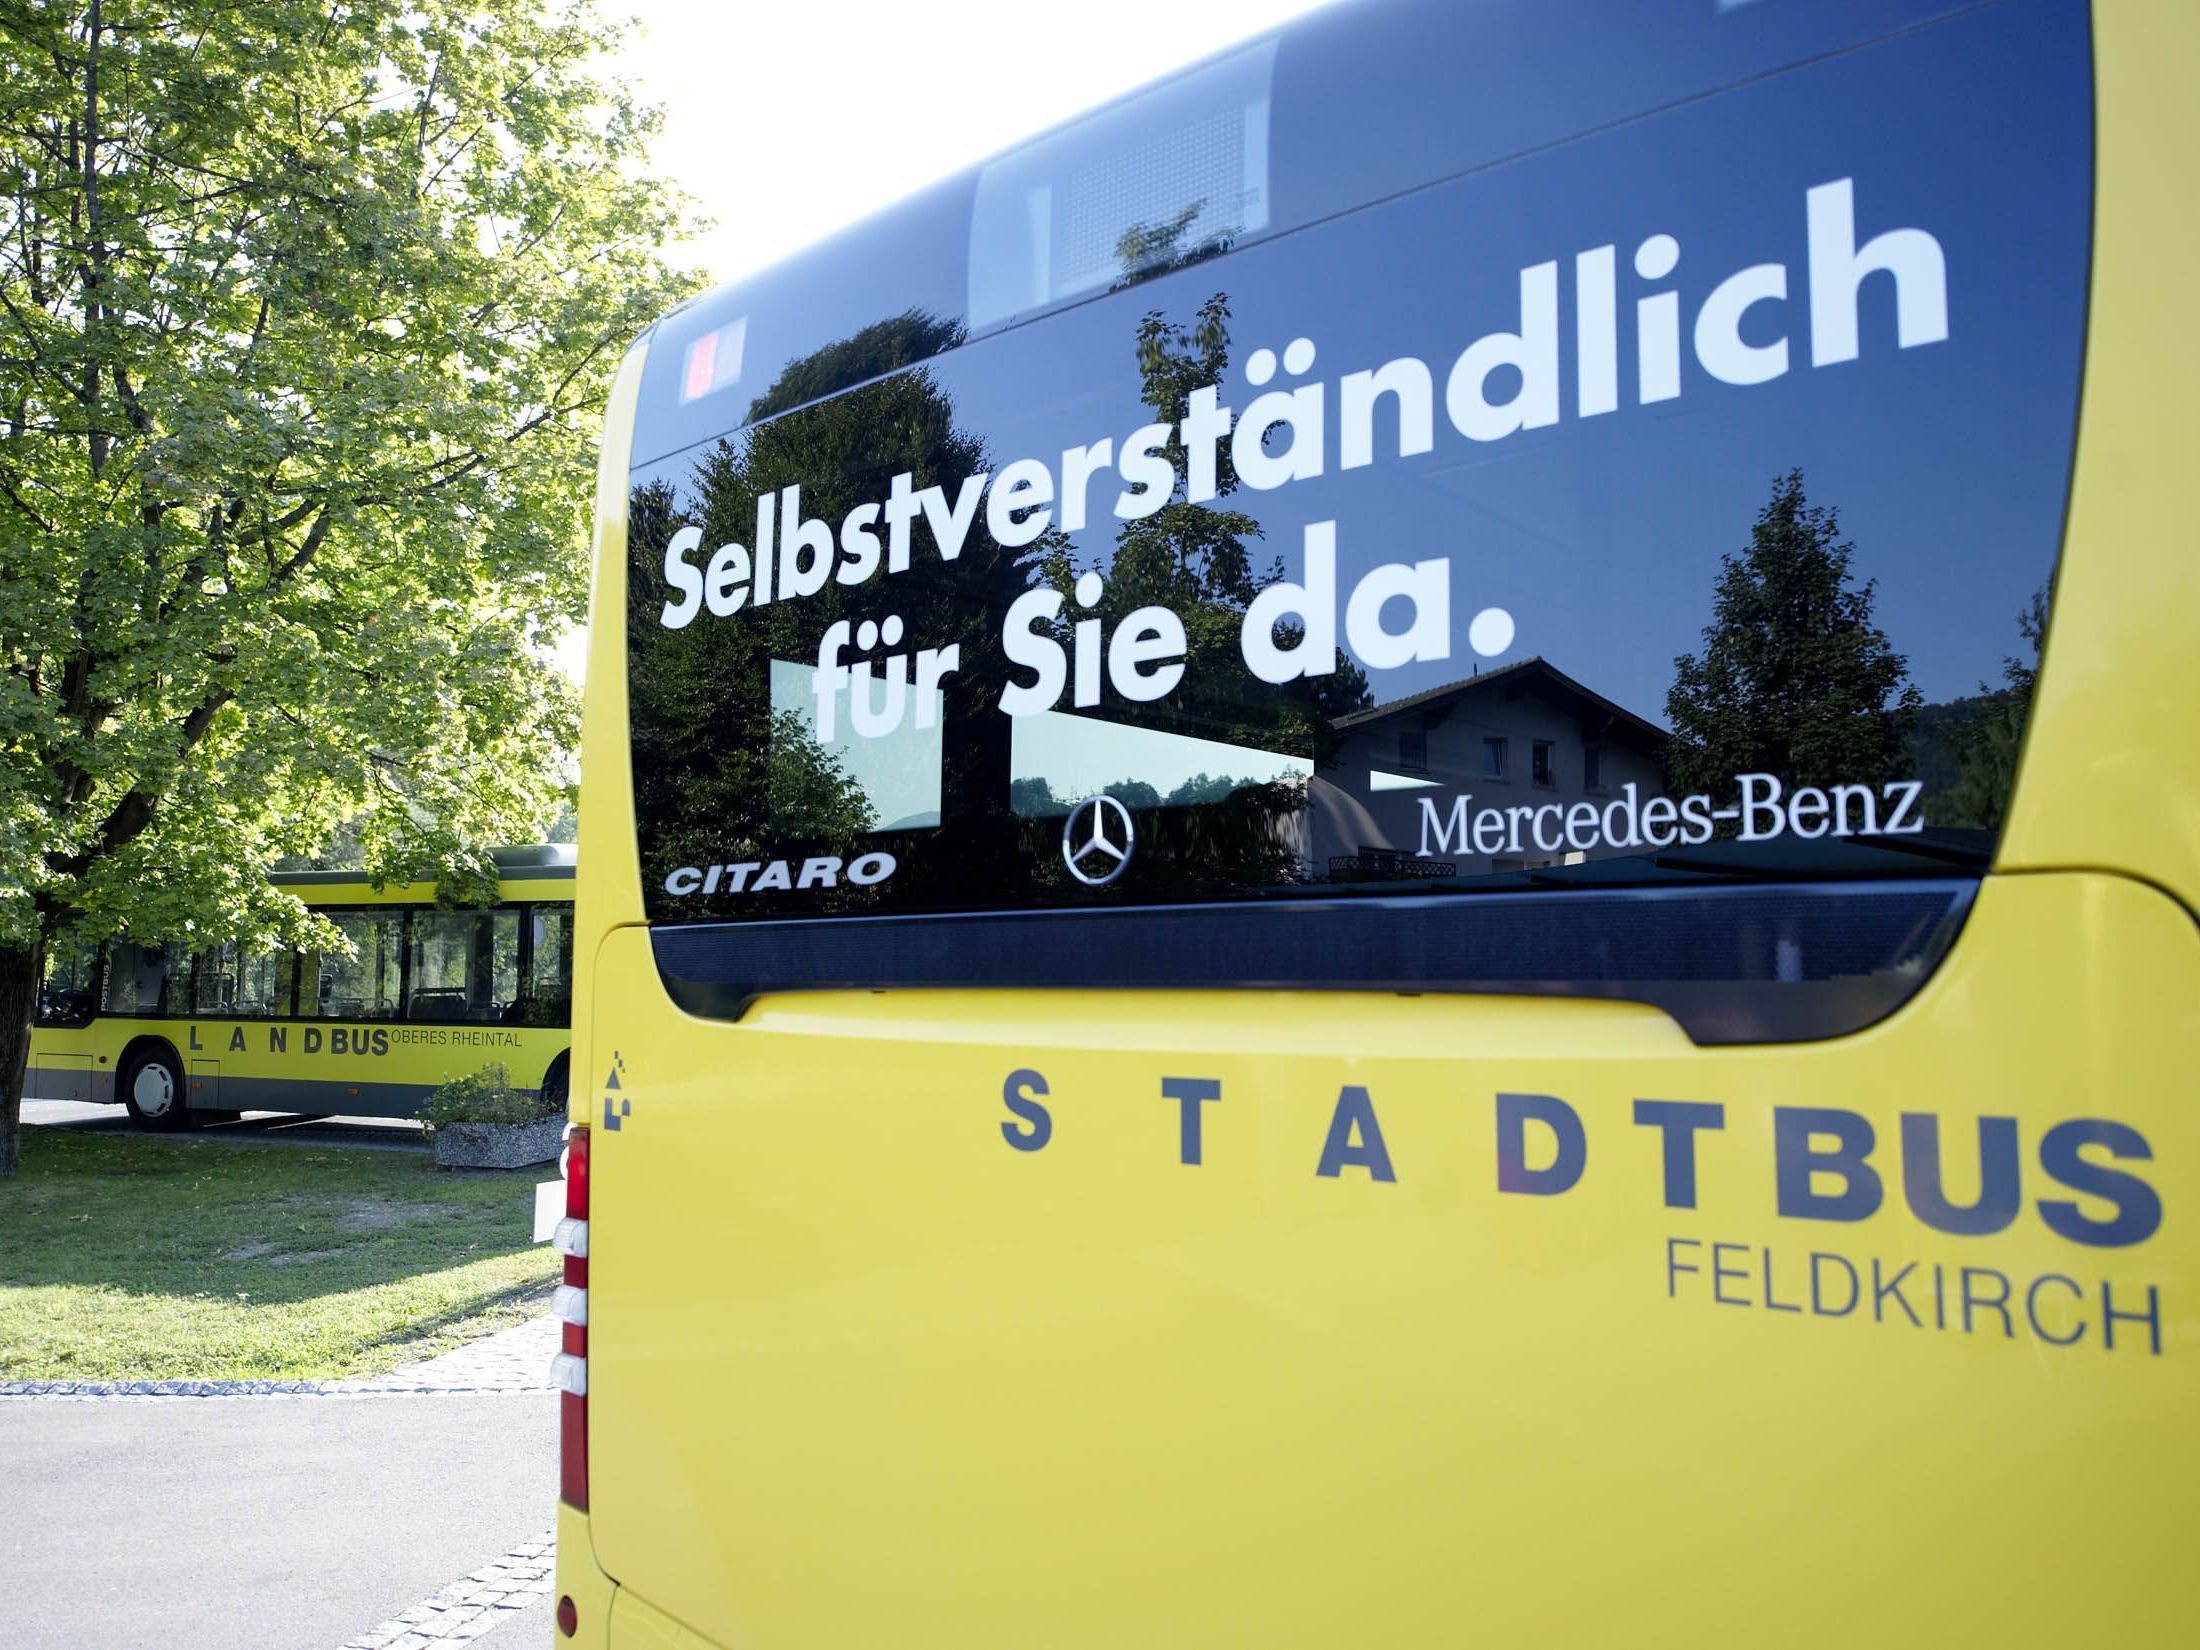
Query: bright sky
603,0,1332,288
552,0,1330,683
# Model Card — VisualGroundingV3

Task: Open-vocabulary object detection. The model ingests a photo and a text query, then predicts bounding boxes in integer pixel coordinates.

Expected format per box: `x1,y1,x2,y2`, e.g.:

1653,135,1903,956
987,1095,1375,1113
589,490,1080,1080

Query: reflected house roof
1329,656,1668,751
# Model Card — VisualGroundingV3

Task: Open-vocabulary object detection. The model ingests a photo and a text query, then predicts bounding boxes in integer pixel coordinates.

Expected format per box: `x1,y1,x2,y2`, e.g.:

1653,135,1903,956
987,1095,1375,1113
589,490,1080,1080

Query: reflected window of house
1532,740,1556,788
1584,745,1605,793
1398,726,1426,774
1482,736,1508,779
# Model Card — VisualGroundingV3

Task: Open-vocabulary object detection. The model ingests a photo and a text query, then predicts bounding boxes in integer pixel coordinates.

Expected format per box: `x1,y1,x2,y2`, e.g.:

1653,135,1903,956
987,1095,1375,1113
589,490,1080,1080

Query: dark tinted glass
36,934,99,1027
101,939,188,1016
627,0,2088,928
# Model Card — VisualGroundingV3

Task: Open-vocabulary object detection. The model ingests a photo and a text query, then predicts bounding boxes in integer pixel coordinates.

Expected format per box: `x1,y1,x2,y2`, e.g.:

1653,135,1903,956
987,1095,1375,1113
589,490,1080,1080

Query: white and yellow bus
29,846,573,1129
556,2,2195,1644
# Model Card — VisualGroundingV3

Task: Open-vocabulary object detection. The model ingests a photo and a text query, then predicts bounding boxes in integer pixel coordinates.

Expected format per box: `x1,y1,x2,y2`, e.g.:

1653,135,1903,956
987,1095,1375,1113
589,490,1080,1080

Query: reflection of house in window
1312,657,1668,882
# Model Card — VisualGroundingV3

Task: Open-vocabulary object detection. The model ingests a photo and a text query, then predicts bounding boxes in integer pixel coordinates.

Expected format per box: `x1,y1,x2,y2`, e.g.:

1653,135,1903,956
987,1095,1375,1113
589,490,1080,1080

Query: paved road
0,1393,556,1650
23,1097,429,1152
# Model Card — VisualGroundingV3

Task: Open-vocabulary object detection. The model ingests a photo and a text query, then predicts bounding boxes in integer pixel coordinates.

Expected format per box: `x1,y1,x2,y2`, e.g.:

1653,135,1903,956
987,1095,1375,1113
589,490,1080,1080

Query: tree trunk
0,942,41,1178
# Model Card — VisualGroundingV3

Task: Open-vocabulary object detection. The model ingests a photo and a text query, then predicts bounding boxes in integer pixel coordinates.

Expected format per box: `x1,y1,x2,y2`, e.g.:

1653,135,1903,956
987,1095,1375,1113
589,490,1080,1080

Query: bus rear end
558,3,2199,1643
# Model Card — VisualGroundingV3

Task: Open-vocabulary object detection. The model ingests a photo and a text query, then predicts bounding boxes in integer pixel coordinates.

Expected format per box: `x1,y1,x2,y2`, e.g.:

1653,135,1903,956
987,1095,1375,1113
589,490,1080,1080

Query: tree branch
46,684,235,877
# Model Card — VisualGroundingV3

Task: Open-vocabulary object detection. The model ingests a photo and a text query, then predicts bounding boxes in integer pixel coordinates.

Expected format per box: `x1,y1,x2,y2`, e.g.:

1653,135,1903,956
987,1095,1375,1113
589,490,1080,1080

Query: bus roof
265,843,575,891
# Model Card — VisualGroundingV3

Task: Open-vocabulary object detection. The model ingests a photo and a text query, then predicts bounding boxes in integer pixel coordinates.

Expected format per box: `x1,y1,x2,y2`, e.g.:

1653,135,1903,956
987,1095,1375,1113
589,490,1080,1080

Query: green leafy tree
1938,588,2048,830
1666,470,1919,797
0,1,700,1173
1073,293,1371,745
1025,290,1369,892
626,312,1051,922
765,709,876,843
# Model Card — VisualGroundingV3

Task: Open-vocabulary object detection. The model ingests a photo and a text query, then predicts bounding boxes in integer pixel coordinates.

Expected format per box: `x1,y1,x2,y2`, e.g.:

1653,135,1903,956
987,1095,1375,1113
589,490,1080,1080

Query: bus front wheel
119,1045,190,1133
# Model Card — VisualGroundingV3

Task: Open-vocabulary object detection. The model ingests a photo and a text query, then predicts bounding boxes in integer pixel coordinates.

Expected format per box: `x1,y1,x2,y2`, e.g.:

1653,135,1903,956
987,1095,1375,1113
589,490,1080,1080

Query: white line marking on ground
333,1528,556,1649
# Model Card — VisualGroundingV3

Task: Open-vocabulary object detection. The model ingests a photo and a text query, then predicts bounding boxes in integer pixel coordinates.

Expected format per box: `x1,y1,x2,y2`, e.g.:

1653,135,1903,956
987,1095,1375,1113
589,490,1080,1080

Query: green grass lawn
0,1126,557,1382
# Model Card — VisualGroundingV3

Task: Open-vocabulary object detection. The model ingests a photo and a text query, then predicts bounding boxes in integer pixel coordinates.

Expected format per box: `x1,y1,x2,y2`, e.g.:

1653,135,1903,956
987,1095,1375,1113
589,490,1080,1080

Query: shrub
419,1063,554,1136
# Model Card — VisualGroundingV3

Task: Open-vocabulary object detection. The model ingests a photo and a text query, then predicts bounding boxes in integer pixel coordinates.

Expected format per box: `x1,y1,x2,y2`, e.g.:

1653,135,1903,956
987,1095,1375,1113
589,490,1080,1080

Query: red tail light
555,1126,590,1511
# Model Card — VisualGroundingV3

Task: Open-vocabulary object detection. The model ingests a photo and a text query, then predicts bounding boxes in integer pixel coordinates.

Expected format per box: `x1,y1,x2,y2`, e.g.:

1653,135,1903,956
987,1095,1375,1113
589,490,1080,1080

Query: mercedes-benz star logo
1062,793,1135,887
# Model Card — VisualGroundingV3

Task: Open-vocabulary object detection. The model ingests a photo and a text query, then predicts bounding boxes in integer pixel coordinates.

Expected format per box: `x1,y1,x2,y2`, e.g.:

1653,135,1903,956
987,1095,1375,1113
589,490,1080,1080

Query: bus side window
516,907,572,1026
273,951,300,1017
408,909,521,1023
101,939,187,1017
489,909,520,1020
203,946,291,1017
35,934,100,1028
195,943,237,1014
321,911,403,1019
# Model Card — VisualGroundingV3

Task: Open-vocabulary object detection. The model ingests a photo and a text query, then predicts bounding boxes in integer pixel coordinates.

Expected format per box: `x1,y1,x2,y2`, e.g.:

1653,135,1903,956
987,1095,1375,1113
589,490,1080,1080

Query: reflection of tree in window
102,940,187,1016
767,709,875,840
630,310,1046,919
1109,202,1235,291
1021,282,1372,894
1666,470,1918,796
1909,588,2046,830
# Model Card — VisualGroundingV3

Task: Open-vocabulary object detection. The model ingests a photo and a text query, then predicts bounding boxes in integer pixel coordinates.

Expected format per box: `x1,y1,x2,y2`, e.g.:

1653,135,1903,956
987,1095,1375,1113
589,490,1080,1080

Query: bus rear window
626,0,2088,931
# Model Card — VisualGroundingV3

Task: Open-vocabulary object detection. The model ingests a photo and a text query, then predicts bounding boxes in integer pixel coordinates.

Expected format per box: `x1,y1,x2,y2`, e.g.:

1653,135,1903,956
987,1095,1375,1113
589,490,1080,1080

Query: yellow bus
556,3,2196,1644
28,845,573,1130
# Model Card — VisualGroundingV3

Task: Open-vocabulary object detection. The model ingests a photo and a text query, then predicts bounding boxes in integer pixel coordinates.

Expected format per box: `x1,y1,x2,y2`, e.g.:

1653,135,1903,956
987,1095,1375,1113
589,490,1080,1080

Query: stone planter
432,1115,565,1170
